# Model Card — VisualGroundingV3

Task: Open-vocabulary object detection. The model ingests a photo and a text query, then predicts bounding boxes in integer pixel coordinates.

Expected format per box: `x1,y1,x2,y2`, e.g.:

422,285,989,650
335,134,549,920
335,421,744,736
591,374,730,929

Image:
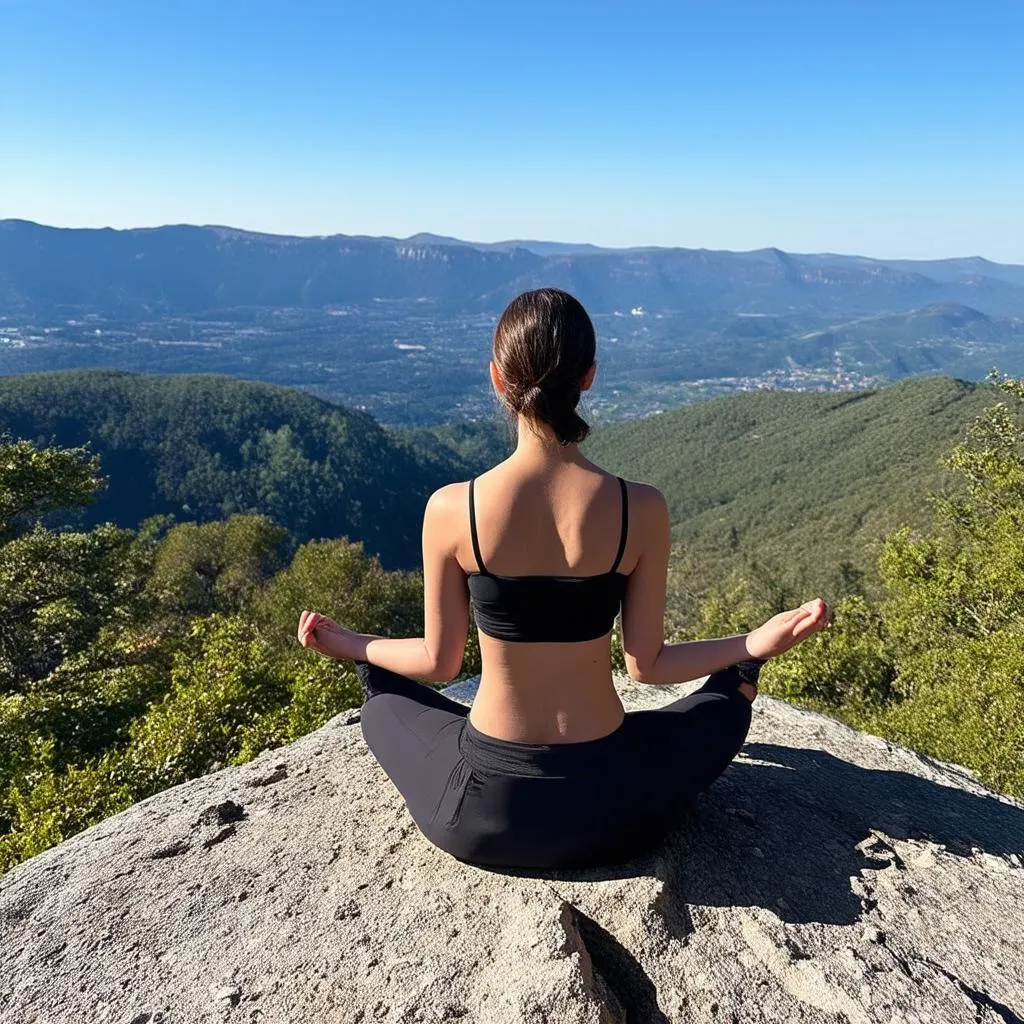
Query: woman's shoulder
619,476,667,512
425,457,519,513
425,479,471,517
618,478,669,545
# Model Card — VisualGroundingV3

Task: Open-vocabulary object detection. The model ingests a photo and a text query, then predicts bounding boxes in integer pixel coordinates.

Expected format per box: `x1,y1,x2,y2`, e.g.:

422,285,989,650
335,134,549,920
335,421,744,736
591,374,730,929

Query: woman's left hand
297,610,359,660
745,598,833,660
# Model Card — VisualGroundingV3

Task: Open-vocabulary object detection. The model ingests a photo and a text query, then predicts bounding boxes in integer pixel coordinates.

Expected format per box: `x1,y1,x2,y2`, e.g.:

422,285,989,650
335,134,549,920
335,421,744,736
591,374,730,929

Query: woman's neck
510,415,587,470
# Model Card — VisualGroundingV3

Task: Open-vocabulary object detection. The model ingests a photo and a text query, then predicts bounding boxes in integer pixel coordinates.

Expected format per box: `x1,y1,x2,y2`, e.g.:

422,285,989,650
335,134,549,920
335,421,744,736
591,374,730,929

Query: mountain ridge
3,219,1023,317
8,218,1021,270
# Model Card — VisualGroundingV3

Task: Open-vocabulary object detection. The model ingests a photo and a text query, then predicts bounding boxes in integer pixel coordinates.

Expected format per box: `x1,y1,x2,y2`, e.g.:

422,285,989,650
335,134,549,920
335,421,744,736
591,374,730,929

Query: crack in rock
201,824,237,850
939,971,1024,1024
561,902,668,1024
885,947,1024,1024
148,839,191,859
246,764,288,787
650,847,695,943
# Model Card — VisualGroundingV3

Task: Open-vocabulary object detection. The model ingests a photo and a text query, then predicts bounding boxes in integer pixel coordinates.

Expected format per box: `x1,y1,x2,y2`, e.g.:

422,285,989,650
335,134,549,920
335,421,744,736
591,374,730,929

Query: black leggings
357,662,757,870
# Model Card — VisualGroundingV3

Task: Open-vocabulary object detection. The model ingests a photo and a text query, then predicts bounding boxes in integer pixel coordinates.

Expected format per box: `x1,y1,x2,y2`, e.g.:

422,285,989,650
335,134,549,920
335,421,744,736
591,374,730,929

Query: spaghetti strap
609,476,629,574
468,478,487,574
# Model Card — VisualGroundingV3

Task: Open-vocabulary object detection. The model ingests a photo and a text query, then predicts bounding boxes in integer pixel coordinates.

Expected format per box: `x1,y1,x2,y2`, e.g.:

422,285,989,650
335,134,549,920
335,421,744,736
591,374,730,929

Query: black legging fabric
357,661,758,869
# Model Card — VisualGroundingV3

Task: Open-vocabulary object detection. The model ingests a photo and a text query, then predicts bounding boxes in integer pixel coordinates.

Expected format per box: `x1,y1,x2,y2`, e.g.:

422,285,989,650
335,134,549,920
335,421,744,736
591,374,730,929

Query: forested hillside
0,370,488,568
0,369,1000,608
753,373,1024,800
586,376,998,622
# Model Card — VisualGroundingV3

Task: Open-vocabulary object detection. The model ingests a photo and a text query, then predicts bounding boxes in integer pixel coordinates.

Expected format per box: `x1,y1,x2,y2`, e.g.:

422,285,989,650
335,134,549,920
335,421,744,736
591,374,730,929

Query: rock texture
2,678,1023,1024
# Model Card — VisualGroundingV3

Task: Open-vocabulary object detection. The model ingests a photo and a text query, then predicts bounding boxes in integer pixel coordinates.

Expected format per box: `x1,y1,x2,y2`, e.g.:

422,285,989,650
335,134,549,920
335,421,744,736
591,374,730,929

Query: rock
196,800,246,827
2,677,1023,1024
210,983,241,1007
246,764,288,788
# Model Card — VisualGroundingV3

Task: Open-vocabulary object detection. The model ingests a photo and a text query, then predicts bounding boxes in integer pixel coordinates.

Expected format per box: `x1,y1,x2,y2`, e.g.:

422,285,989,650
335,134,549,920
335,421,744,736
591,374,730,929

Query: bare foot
738,681,757,703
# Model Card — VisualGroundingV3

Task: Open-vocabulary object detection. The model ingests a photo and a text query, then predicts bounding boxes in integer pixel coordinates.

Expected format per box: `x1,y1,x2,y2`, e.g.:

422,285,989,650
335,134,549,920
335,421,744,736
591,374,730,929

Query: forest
0,369,994,591
0,370,1021,874
585,375,999,625
0,369,505,568
0,440,454,873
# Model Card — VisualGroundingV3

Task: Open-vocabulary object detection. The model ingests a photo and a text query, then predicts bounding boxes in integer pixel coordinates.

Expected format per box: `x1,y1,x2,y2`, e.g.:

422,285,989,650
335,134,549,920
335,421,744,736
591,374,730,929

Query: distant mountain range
3,219,1023,318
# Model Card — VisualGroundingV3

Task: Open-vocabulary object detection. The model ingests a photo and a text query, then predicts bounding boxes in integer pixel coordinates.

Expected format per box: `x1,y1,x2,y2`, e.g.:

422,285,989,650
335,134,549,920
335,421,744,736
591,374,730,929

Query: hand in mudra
746,599,833,660
297,609,358,660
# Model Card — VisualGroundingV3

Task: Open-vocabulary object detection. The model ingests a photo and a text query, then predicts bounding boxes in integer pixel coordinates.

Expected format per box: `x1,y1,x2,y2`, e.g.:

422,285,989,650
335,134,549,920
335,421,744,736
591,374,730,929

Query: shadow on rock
495,742,1024,927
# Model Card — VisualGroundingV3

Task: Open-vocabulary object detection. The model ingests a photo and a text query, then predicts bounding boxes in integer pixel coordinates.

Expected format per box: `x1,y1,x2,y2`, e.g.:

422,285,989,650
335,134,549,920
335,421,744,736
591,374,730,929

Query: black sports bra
466,476,629,643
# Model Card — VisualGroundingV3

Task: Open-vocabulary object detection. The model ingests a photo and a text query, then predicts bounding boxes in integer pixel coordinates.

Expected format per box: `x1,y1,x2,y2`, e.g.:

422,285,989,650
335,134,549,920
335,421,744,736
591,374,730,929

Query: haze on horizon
2,0,1022,263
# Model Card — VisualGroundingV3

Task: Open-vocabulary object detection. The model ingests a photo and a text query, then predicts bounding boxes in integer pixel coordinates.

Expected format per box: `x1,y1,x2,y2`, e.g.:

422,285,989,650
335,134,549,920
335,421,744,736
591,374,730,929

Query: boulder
1,678,1022,1024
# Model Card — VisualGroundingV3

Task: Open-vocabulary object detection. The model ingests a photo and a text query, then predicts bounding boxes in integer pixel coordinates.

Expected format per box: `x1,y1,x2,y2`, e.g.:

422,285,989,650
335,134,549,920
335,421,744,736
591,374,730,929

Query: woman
298,288,832,870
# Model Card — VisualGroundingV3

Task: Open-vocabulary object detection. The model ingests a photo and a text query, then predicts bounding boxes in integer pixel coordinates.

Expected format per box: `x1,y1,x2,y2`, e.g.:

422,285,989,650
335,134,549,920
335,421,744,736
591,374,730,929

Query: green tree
0,437,147,691
0,435,101,542
145,514,286,617
0,746,133,873
0,438,168,868
254,537,423,652
759,373,1024,797
865,373,1024,794
119,615,293,794
0,523,142,688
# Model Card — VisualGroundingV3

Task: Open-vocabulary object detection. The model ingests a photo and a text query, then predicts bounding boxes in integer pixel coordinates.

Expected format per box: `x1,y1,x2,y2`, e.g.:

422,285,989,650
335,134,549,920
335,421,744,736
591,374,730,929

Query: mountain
3,219,1023,317
861,256,1024,289
403,234,606,257
0,369,480,568
0,369,998,606
585,375,999,611
0,220,542,316
772,303,1023,379
3,679,1021,1023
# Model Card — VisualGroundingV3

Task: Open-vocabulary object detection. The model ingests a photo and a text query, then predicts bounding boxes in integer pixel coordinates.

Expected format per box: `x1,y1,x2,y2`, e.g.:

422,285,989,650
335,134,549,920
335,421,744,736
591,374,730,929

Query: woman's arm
360,482,469,680
620,485,831,684
299,484,470,682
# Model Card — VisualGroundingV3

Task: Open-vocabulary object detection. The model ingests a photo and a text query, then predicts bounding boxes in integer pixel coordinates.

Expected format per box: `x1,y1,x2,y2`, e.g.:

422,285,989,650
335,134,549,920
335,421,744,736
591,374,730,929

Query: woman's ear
580,361,597,393
489,360,506,396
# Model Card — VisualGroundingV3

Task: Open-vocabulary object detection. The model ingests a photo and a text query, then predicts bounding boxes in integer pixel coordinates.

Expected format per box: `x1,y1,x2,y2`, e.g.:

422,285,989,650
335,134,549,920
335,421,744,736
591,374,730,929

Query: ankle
735,657,767,685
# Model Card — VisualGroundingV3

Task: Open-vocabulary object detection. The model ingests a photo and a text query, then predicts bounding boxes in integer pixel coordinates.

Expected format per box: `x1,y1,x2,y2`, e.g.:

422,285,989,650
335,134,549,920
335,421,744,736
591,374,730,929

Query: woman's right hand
745,599,833,660
297,610,359,660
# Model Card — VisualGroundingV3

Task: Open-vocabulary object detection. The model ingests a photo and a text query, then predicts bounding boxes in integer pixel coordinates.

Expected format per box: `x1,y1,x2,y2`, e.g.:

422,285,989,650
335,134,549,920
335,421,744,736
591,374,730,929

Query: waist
460,713,627,777
469,650,624,741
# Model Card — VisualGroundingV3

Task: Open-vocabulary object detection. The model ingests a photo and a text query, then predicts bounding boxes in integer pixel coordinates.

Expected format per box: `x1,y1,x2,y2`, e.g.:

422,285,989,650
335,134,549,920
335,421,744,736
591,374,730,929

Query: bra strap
468,478,487,573
610,476,629,573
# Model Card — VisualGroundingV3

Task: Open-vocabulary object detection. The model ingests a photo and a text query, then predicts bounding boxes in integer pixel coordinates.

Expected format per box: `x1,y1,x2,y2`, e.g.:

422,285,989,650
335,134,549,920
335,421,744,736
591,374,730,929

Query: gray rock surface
2,678,1023,1024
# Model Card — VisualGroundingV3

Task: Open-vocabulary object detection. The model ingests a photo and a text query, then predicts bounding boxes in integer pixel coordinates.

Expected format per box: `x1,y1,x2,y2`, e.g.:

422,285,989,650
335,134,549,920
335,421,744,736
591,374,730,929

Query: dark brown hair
492,288,596,445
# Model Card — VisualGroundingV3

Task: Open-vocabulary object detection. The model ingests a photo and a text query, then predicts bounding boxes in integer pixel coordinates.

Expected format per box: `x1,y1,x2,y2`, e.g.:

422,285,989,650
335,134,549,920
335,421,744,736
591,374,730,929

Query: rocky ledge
1,679,1022,1024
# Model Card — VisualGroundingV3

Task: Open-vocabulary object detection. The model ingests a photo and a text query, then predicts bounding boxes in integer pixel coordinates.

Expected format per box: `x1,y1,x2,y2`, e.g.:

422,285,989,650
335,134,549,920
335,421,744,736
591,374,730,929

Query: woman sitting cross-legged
298,287,832,870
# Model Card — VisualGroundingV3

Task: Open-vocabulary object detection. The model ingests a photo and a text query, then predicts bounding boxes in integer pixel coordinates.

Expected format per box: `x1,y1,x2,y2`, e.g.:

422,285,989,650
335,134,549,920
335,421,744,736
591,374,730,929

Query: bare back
458,456,637,743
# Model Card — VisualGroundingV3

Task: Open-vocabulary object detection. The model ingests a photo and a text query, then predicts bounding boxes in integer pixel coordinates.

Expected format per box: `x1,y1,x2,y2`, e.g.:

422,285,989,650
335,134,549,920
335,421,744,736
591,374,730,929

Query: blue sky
2,0,1022,260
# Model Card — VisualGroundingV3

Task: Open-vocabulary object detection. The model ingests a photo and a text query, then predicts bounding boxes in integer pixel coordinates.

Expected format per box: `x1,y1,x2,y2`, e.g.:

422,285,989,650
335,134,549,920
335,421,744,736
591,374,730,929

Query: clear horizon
7,215,1022,267
3,0,1022,263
